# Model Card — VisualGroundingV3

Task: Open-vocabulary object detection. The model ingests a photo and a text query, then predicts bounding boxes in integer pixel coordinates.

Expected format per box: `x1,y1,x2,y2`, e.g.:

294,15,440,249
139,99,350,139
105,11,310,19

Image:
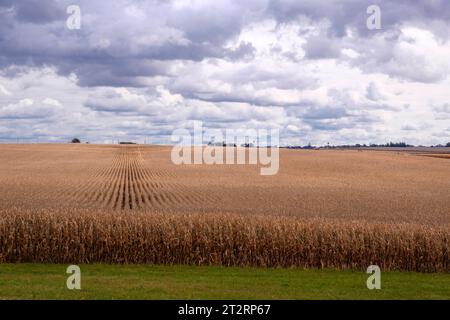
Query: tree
446,142,450,147
71,138,81,143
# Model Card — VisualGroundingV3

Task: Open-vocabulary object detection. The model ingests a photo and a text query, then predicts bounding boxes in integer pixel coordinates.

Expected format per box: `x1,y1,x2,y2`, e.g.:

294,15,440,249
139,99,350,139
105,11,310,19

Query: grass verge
0,264,449,300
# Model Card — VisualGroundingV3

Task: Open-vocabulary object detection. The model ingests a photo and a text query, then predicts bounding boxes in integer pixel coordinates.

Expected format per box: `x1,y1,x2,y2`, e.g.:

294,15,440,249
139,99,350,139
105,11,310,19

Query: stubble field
0,144,449,272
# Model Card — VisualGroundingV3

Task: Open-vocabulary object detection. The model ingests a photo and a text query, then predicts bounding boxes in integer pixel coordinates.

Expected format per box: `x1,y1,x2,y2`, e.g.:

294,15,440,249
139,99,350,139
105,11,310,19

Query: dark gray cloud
0,0,65,23
303,35,341,59
366,82,384,101
2,0,450,85
433,103,450,120
0,0,259,87
266,0,450,37
303,106,348,120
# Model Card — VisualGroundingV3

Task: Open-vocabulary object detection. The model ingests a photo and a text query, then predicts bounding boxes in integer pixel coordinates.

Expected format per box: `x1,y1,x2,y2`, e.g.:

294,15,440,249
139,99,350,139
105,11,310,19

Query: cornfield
0,209,448,272
0,144,449,272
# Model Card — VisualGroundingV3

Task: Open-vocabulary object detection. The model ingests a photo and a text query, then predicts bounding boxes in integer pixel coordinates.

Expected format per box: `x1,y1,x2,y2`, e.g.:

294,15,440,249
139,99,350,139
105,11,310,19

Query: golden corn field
0,144,449,272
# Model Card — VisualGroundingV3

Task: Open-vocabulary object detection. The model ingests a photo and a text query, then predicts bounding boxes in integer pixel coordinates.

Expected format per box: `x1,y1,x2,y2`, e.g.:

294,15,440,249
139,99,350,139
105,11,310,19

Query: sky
1,0,450,145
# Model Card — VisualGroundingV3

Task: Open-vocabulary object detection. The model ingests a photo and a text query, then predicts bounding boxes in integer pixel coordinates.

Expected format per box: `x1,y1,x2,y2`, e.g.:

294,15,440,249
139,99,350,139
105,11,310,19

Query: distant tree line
286,141,450,149
347,142,413,148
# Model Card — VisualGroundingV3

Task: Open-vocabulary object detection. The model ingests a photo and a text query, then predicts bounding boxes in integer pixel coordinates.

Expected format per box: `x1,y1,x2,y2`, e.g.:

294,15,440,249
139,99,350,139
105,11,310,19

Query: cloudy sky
1,0,450,145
